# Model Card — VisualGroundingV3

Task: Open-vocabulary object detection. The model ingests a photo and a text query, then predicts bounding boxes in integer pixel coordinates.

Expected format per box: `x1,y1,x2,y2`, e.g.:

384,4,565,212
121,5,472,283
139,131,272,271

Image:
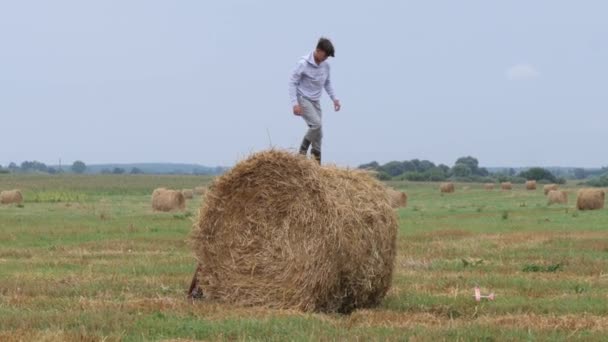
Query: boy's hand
333,100,341,112
293,104,302,116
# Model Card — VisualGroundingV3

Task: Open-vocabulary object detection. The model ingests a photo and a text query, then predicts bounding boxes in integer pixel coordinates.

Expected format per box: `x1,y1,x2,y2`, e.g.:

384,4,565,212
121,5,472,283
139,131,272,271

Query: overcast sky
1,1,607,168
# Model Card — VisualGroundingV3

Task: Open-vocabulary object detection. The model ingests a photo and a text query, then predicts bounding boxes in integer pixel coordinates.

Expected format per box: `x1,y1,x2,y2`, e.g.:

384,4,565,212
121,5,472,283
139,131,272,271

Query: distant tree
403,172,427,181
438,164,451,176
8,162,18,171
573,168,587,180
410,159,422,172
358,161,380,170
401,161,417,173
47,167,58,174
496,174,507,182
518,167,557,182
130,167,144,174
71,160,87,174
112,167,125,174
418,160,436,173
586,167,608,178
376,171,392,181
454,156,479,174
453,156,490,176
20,161,48,173
427,167,448,181
380,161,406,177
586,174,608,187
452,163,472,177
477,167,490,177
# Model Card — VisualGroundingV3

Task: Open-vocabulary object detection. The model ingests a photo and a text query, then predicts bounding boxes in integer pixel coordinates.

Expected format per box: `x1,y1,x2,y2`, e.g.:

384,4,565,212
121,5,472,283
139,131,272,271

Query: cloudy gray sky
1,1,607,168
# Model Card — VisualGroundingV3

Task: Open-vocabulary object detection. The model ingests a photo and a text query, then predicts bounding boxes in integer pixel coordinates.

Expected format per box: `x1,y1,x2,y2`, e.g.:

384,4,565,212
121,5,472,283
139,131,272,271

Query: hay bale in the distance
387,188,407,208
194,186,207,196
525,180,537,190
182,189,194,199
544,184,559,195
152,188,186,212
576,189,605,210
547,190,568,205
191,150,397,313
484,183,495,190
440,182,455,193
0,190,23,205
501,182,512,190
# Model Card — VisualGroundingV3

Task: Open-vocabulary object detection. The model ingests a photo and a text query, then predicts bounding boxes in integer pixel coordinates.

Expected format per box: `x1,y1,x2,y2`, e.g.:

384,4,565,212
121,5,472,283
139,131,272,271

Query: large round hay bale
182,189,194,199
151,188,186,212
501,182,512,190
387,188,407,208
576,188,605,210
440,182,455,193
543,184,559,195
194,186,207,196
525,180,537,190
547,190,568,205
191,150,398,313
0,190,23,205
483,183,495,190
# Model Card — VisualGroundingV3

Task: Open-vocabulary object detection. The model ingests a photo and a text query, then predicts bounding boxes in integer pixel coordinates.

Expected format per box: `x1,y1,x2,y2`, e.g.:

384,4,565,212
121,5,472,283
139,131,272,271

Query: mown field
1,174,607,341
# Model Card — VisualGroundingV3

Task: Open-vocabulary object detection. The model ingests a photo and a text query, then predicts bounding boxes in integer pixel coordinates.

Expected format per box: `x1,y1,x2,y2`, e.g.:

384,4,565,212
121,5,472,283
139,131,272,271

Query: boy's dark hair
316,37,335,57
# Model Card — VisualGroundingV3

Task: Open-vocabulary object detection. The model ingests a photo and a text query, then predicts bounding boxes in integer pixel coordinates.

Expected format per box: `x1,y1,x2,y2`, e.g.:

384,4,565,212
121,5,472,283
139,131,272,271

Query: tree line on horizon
358,156,608,186
0,160,224,176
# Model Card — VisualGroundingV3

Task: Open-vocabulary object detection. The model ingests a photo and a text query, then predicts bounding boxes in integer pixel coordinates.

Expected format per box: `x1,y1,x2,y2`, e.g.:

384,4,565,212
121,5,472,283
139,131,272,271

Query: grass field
1,174,607,341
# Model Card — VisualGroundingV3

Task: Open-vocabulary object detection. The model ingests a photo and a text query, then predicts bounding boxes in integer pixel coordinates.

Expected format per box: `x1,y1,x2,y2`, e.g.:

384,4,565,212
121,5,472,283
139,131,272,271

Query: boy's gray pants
298,97,322,162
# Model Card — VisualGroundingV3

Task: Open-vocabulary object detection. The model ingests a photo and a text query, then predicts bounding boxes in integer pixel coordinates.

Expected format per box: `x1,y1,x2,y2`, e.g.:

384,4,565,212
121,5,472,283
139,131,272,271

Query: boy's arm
289,62,305,106
324,67,340,111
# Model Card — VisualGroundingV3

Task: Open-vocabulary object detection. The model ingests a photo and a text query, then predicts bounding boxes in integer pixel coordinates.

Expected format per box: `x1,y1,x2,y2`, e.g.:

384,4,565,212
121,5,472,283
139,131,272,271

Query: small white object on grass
473,286,495,302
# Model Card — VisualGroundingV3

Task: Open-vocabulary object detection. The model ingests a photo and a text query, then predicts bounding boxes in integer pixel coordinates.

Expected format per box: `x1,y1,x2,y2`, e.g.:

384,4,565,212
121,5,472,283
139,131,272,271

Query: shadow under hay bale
190,150,398,313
